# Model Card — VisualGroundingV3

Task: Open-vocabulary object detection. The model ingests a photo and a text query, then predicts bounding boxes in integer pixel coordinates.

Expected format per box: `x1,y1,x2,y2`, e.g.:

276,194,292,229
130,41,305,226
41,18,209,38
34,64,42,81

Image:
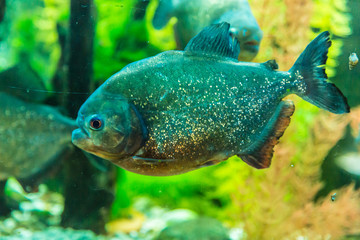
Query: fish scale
78,57,282,167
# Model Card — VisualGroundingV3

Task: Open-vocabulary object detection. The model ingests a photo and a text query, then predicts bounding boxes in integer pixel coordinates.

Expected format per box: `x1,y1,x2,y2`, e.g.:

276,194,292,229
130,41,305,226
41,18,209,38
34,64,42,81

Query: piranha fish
152,0,263,61
72,23,349,176
0,92,77,180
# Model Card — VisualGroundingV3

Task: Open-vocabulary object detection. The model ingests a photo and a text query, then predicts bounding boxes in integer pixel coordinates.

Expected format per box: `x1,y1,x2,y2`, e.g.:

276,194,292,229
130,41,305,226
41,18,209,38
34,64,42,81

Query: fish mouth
72,128,101,157
71,128,125,161
72,128,90,149
241,40,260,55
244,40,259,46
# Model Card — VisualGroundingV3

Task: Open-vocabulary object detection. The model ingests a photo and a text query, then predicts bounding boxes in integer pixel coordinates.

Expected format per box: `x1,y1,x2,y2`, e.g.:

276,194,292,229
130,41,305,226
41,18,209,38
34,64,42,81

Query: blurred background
0,0,360,239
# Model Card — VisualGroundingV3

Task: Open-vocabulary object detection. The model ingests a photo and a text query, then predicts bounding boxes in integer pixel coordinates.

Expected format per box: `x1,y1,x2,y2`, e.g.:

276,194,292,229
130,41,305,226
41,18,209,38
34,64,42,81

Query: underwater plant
246,0,313,70
248,0,351,78
222,108,360,239
93,0,173,82
0,0,68,89
310,0,352,77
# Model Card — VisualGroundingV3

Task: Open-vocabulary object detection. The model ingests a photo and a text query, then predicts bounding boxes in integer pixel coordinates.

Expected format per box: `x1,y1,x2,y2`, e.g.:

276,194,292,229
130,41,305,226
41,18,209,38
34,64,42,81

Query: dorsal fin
238,100,295,169
262,60,279,70
184,22,240,59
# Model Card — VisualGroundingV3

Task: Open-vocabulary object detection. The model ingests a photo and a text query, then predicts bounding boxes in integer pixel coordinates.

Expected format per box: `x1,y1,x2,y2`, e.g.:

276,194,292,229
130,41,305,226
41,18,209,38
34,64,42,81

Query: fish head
216,9,263,61
72,89,146,161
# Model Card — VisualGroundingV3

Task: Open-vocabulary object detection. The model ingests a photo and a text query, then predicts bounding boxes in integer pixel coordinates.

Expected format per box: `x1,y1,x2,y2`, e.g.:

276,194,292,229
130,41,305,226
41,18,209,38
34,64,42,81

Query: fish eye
89,116,103,130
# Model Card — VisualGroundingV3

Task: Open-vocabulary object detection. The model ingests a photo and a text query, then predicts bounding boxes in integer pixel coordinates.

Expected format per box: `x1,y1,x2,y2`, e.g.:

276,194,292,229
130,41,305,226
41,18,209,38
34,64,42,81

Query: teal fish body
72,23,349,176
0,92,77,180
153,0,263,61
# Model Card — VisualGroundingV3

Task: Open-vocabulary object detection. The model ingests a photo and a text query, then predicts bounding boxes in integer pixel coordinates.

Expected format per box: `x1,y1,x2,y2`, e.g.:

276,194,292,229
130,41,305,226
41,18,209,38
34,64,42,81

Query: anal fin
238,100,295,169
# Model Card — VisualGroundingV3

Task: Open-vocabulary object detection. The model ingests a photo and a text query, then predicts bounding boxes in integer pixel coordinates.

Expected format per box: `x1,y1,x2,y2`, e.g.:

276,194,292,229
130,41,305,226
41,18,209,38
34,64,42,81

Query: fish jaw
235,28,263,61
72,128,108,159
72,128,128,162
72,128,91,151
216,7,263,61
238,40,260,61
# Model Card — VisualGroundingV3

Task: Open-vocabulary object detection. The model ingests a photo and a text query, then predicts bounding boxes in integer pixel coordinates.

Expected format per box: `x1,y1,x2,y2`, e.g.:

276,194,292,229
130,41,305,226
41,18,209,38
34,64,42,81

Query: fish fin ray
184,22,240,59
290,31,349,114
238,100,295,169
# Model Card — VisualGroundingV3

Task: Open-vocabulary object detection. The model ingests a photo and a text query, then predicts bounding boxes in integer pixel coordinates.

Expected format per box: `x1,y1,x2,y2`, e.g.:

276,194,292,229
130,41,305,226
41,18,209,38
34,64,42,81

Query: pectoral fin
132,156,176,163
238,100,295,169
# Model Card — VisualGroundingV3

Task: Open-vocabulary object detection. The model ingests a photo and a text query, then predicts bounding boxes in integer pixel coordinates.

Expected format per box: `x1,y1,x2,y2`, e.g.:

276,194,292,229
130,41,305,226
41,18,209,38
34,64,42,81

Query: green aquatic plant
94,0,139,81
93,0,176,82
145,0,177,51
310,0,352,78
111,167,222,219
0,0,67,89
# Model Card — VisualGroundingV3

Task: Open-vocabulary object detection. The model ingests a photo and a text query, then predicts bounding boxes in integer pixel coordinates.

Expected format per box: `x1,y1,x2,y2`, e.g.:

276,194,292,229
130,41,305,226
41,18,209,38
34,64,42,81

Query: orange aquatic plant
225,107,360,239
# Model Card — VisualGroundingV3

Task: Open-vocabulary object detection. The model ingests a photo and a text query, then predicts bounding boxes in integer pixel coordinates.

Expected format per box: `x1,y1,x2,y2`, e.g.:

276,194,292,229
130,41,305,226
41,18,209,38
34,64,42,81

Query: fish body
0,92,77,180
72,23,349,176
153,0,262,61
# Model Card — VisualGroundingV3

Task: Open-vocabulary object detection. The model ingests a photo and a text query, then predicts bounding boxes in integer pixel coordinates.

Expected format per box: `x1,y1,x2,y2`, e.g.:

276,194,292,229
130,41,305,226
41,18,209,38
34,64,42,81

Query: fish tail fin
289,31,350,114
